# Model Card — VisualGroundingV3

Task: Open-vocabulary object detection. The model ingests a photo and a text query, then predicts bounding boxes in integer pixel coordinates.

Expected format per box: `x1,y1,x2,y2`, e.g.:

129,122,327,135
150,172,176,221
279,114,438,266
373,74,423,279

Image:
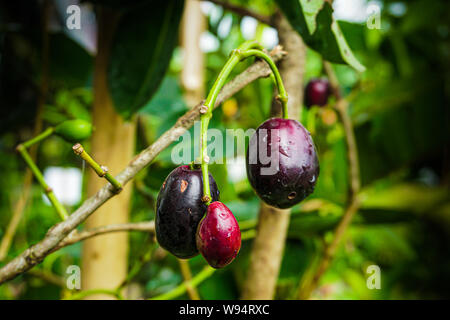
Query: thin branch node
72,143,84,155
199,105,209,114
100,166,108,177
201,195,211,203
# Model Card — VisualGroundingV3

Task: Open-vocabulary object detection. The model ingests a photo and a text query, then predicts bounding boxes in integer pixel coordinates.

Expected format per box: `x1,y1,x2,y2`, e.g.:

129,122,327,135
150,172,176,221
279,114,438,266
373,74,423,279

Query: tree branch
54,221,155,251
203,0,274,27
297,61,361,299
0,47,286,285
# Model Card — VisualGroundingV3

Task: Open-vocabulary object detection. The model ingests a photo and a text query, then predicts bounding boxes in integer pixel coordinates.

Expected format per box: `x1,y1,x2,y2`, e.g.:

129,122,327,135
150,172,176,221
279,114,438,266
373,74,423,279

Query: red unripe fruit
196,201,241,269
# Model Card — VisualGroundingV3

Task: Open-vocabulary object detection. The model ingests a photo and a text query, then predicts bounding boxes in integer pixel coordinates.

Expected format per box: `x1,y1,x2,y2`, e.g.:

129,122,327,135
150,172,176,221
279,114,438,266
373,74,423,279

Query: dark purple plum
246,118,319,209
196,201,241,269
156,165,220,259
305,78,331,107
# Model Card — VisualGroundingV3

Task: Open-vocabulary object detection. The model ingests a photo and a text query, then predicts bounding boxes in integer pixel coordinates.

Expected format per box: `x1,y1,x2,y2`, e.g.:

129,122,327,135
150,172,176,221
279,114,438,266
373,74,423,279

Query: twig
297,61,361,299
178,259,200,300
202,0,274,26
0,48,286,285
72,143,123,193
65,288,124,300
16,144,69,221
149,266,215,300
54,221,155,250
27,269,65,287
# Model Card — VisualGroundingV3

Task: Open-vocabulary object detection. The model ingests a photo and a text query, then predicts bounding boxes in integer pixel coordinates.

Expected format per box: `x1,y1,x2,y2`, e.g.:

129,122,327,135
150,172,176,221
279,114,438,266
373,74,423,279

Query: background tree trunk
180,0,206,108
242,13,306,300
81,8,136,299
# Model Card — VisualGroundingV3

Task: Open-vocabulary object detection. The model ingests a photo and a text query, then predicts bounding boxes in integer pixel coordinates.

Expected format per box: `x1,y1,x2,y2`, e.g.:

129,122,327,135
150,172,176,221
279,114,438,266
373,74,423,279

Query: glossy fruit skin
156,165,220,259
54,119,93,143
196,201,241,269
246,118,319,209
305,78,331,107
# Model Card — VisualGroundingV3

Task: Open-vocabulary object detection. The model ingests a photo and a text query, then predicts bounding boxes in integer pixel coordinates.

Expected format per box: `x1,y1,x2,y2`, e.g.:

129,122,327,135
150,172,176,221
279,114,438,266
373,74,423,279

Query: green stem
72,143,123,193
16,145,69,220
149,266,215,300
200,41,288,204
240,49,288,118
65,288,124,300
22,127,54,148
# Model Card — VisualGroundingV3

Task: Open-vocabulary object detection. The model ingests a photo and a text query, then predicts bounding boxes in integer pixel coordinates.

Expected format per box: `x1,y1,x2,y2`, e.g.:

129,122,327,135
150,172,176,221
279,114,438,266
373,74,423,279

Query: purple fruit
156,165,220,259
246,118,319,209
196,201,241,268
305,78,331,107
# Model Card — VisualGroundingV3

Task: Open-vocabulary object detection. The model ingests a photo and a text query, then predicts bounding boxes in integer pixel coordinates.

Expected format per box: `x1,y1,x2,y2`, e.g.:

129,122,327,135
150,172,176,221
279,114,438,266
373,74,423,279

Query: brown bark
242,13,306,300
81,8,136,299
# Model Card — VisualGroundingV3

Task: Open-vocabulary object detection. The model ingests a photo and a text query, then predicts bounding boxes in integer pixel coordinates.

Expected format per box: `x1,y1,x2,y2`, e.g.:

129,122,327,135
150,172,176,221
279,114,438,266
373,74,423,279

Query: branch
54,221,155,251
297,61,361,299
0,47,286,285
203,0,274,27
27,269,65,287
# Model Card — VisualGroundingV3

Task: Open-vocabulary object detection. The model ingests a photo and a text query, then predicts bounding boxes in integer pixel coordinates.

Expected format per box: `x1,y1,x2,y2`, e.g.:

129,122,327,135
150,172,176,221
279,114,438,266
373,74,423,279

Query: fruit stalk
200,41,288,203
239,49,289,118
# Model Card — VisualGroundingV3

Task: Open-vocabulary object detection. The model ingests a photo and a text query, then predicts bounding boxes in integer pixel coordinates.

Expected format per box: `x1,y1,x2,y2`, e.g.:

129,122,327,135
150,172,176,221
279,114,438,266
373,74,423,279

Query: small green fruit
54,119,93,143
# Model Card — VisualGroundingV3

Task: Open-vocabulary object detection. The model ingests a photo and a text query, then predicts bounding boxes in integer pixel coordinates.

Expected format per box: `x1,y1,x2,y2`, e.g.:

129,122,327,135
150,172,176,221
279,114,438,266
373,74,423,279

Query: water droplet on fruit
288,191,297,200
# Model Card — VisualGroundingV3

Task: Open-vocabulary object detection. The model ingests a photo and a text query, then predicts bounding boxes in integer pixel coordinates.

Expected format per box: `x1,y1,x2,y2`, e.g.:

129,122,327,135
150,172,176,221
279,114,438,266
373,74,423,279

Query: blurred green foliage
0,0,449,300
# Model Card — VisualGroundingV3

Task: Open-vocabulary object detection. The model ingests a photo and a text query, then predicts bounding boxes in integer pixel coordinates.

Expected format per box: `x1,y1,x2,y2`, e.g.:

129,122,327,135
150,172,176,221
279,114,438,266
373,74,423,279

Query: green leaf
108,0,185,119
276,0,365,72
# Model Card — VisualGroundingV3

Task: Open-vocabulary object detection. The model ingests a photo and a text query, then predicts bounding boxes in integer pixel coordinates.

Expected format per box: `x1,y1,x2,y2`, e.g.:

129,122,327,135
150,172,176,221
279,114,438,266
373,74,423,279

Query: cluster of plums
155,79,327,268
155,165,240,268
